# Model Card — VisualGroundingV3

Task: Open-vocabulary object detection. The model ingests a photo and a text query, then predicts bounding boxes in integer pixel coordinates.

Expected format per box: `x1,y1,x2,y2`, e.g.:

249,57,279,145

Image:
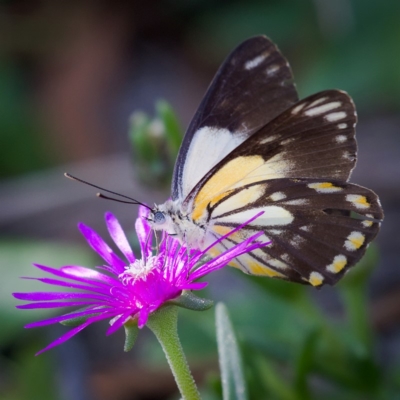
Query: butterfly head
152,210,167,225
149,200,178,235
149,199,209,249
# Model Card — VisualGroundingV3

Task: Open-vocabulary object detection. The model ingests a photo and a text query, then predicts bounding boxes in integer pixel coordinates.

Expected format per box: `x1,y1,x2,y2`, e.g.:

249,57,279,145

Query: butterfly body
150,36,383,287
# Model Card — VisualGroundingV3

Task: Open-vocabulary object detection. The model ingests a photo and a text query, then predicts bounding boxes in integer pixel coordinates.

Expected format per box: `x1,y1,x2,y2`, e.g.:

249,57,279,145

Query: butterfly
149,35,384,287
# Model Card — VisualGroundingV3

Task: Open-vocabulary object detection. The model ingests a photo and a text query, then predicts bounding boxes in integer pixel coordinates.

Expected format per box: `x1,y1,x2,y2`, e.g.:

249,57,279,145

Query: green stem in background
147,306,201,400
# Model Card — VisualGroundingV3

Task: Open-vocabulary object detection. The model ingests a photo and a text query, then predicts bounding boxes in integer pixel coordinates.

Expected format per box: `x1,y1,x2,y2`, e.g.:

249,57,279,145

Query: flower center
119,256,158,285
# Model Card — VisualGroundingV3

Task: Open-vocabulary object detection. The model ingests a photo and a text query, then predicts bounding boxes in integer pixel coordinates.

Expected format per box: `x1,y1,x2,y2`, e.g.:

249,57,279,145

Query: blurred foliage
129,100,183,189
186,0,400,113
0,61,52,178
0,239,94,400
198,245,399,399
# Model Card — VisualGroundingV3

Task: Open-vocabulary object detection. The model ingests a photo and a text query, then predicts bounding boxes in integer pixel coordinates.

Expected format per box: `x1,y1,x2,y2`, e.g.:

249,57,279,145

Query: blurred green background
1,0,399,399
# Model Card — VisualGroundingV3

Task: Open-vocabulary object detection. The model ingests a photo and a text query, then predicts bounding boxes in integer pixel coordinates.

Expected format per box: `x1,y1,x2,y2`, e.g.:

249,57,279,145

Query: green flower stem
147,306,201,400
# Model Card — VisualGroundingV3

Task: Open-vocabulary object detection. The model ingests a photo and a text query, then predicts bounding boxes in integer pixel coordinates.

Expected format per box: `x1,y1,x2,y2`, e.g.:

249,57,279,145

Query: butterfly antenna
64,172,152,210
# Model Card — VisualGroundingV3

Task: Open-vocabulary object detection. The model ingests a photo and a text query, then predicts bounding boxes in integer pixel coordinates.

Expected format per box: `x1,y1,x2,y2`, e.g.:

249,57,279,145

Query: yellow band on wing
192,156,264,221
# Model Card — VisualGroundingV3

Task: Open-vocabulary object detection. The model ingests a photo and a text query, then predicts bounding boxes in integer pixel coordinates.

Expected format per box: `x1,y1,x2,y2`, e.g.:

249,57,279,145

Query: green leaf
124,319,139,352
167,290,214,311
215,302,248,400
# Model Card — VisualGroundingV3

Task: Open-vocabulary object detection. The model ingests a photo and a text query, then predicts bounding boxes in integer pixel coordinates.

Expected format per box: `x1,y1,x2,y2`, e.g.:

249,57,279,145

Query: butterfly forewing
185,90,358,218
172,36,299,200
207,178,383,286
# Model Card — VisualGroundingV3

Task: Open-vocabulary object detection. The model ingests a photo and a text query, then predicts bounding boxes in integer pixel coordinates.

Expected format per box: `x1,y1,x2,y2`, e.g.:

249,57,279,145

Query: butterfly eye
153,211,166,225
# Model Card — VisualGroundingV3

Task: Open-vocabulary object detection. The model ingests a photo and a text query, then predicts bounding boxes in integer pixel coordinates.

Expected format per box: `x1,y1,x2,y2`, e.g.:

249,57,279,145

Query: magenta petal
78,223,125,274
192,210,265,266
61,266,120,287
35,311,116,355
135,208,152,259
106,311,133,336
17,301,102,309
33,264,112,289
13,292,109,301
190,233,267,281
138,307,150,328
105,212,136,264
35,321,91,355
25,276,112,296
25,307,110,328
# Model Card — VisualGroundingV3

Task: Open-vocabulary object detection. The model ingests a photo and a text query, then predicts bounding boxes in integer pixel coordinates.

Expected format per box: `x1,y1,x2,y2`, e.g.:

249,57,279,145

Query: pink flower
13,206,267,355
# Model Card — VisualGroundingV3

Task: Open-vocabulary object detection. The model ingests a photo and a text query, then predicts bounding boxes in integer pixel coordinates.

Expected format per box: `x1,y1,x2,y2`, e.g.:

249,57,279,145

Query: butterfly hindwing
207,178,383,286
172,35,299,200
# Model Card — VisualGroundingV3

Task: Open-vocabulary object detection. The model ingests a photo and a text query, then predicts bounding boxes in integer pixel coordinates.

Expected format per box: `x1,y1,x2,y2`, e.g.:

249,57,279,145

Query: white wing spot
307,97,327,108
362,213,374,228
269,229,283,235
245,54,268,70
346,194,370,209
344,231,365,251
362,219,373,228
338,123,347,129
292,103,306,114
342,151,354,161
308,182,343,193
304,102,342,117
259,135,279,144
299,225,311,232
270,192,286,201
309,272,324,286
325,111,347,122
268,258,289,269
327,255,347,273
336,135,347,143
290,235,304,248
284,199,308,206
280,138,295,145
266,64,280,76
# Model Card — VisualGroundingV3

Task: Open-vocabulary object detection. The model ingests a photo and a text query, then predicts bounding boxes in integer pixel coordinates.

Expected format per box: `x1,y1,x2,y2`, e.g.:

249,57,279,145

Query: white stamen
120,257,158,284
